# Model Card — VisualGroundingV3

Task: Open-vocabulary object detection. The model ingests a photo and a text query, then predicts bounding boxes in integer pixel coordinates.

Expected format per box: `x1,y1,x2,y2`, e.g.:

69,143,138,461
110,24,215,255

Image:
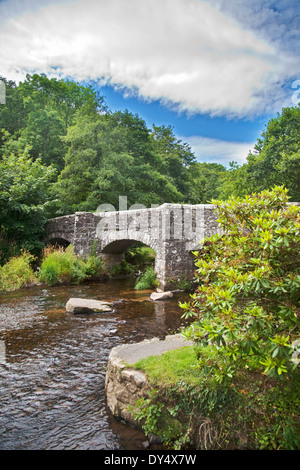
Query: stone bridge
45,203,222,290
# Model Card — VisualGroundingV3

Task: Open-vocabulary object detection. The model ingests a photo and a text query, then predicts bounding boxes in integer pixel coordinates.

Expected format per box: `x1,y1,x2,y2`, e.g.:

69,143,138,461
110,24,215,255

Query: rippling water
0,278,189,450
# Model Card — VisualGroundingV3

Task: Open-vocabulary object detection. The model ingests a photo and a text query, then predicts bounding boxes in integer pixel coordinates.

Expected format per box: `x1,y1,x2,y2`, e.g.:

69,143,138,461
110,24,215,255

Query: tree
214,106,300,202
0,146,57,262
0,77,28,149
186,162,226,203
151,124,195,195
181,186,300,383
20,107,66,169
109,109,153,164
55,111,184,214
0,73,107,170
53,114,104,214
245,105,300,201
18,73,106,130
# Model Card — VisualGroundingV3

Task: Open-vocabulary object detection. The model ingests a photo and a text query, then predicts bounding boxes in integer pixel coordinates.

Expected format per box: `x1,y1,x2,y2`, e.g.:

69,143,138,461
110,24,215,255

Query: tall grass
0,244,105,292
135,267,159,290
0,250,38,292
38,245,104,286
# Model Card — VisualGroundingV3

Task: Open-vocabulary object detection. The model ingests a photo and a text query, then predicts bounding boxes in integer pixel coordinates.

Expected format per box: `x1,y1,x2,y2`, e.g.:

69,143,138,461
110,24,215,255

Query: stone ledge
105,334,192,426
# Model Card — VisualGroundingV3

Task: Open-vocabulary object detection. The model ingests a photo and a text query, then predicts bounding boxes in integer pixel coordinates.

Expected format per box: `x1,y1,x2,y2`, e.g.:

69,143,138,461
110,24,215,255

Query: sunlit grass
134,345,202,386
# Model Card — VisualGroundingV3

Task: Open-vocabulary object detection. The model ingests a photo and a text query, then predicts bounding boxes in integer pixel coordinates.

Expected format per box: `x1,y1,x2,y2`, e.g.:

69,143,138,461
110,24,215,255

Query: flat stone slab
150,291,173,301
110,334,193,366
66,298,113,314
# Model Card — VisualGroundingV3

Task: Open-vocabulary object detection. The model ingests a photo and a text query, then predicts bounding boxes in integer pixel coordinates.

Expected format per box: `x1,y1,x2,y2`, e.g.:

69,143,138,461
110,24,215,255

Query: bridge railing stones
45,203,223,290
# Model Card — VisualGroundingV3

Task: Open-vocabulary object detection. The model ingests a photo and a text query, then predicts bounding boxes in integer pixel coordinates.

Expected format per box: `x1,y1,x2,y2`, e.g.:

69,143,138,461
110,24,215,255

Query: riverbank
105,335,300,450
105,334,192,429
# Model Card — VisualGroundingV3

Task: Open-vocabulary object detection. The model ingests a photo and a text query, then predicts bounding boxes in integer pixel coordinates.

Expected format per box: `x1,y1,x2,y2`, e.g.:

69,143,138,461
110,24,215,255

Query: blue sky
0,0,299,166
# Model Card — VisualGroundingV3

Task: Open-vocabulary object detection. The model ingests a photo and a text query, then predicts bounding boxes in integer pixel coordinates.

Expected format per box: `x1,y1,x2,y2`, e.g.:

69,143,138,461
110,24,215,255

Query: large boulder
66,298,113,314
150,291,173,301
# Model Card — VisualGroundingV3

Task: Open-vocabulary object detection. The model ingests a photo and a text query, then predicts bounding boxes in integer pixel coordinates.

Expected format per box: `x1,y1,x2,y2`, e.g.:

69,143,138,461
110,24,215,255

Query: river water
0,278,190,450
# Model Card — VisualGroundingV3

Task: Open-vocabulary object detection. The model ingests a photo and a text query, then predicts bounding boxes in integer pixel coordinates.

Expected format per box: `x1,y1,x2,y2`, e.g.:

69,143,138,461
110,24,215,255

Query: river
0,278,190,450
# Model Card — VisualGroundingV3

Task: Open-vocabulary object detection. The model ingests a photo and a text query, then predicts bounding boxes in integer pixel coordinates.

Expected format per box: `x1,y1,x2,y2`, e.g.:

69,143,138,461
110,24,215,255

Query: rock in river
150,291,173,301
66,298,113,314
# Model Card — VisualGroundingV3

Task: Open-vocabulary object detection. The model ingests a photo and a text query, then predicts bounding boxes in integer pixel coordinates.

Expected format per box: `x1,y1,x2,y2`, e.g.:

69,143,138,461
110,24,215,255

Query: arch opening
46,237,71,250
100,239,158,289
101,239,139,255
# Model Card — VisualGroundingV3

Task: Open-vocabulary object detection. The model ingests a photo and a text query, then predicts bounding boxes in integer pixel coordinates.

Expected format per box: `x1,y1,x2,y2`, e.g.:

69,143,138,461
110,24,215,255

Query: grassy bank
0,245,106,293
133,344,300,450
38,245,105,286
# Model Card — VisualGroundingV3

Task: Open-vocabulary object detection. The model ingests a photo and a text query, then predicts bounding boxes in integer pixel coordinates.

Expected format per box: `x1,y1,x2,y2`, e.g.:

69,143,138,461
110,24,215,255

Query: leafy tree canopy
55,112,185,213
218,105,300,202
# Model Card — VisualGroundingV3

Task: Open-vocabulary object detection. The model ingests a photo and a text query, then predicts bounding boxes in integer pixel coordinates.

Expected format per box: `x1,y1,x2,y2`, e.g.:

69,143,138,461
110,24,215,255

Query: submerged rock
65,298,113,314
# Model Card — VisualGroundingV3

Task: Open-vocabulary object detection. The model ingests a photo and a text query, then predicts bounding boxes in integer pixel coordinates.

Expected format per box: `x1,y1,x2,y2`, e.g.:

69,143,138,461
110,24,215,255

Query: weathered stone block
65,298,113,314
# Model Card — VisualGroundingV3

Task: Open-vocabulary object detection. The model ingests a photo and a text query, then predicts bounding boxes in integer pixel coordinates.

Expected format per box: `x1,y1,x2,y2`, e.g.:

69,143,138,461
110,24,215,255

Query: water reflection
0,340,5,365
0,278,189,450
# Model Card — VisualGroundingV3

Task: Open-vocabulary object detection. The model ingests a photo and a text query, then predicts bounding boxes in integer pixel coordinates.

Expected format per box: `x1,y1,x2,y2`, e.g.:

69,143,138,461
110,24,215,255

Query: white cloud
0,0,298,117
183,135,256,166
210,0,300,54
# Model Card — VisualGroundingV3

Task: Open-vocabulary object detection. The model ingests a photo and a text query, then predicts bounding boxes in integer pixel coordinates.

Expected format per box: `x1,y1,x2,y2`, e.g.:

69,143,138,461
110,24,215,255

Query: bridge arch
46,236,71,250
99,236,159,276
100,234,159,256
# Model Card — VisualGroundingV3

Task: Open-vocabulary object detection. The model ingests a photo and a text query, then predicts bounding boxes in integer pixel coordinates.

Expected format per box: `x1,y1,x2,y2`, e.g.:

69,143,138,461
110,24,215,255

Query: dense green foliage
125,244,156,271
1,73,299,264
134,345,300,450
0,145,56,263
181,187,300,382
219,106,300,201
135,267,159,290
0,245,105,293
55,112,188,213
37,245,104,286
0,250,37,292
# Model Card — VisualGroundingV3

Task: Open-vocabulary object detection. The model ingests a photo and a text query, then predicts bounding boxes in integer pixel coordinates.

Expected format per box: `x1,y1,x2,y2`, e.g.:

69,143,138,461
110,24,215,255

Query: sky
0,0,299,166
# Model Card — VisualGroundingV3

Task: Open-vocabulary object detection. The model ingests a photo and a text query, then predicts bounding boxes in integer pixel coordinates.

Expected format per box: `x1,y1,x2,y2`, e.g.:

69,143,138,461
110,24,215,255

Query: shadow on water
0,278,190,450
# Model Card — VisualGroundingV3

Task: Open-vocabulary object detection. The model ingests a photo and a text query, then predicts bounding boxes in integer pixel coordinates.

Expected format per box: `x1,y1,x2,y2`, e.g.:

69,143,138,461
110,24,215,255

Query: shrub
125,244,156,270
110,259,135,276
38,245,78,285
0,250,37,292
181,186,300,382
83,255,104,278
135,267,159,290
